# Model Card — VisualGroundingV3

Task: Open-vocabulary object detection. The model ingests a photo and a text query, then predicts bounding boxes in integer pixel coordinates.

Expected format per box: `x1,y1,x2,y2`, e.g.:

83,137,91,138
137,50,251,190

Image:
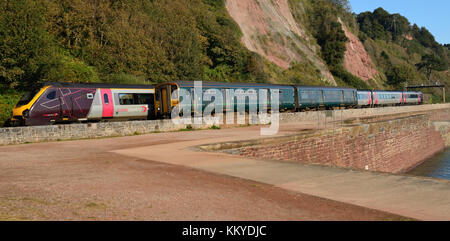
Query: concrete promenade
113,123,450,220
1,104,450,220
0,123,406,220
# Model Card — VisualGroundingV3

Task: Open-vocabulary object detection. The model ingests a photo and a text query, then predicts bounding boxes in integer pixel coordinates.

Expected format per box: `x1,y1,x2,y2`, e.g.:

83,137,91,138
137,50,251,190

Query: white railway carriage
357,90,372,107
87,87,155,121
404,91,423,105
372,91,403,106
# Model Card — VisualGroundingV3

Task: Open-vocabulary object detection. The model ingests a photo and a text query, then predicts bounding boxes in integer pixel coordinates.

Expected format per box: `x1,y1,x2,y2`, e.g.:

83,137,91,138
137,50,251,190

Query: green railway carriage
155,81,296,118
296,86,357,110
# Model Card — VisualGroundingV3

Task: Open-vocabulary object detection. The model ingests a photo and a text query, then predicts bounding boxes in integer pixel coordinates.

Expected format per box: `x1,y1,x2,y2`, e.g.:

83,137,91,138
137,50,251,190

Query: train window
16,89,40,107
118,93,153,105
119,94,134,105
104,94,110,104
46,91,56,100
300,91,317,100
300,91,309,100
135,94,153,104
324,90,341,101
344,91,354,101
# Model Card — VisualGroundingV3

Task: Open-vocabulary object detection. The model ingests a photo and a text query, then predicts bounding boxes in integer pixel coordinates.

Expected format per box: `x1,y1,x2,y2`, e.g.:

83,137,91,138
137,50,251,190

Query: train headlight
22,109,30,118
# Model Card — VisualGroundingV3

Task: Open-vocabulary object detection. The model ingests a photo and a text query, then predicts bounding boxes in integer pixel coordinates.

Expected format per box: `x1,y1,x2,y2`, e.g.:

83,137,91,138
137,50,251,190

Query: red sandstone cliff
339,19,379,82
225,0,381,85
225,0,336,85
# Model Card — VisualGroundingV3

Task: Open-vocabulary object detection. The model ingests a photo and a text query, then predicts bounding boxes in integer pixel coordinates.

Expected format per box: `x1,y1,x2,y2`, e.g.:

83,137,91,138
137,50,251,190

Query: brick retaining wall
238,115,446,173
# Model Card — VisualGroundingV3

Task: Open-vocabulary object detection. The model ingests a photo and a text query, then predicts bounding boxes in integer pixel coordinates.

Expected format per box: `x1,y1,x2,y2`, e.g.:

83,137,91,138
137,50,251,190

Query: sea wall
237,114,445,173
1,104,450,146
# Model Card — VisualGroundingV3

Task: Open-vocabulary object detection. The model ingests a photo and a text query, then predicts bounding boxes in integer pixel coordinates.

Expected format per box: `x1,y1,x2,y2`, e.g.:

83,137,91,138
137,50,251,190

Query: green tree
388,14,410,41
0,0,58,89
319,21,348,67
386,65,416,88
357,11,388,41
414,27,439,48
306,0,348,67
330,0,351,12
416,54,447,81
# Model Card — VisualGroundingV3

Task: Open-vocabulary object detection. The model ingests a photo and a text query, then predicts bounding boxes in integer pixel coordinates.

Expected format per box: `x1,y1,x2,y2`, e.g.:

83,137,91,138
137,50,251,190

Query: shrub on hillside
0,89,22,127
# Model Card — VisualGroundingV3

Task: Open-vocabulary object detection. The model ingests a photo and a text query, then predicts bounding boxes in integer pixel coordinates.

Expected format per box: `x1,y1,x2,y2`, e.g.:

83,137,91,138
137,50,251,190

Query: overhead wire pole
406,84,446,103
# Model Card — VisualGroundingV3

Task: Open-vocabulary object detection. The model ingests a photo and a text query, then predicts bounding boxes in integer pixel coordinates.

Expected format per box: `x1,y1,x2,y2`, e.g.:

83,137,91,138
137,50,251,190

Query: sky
349,0,450,44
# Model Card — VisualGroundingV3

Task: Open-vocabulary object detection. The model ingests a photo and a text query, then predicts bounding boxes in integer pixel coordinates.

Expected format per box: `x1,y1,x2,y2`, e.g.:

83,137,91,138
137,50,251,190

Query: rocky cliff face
339,19,379,82
225,0,383,86
225,0,336,85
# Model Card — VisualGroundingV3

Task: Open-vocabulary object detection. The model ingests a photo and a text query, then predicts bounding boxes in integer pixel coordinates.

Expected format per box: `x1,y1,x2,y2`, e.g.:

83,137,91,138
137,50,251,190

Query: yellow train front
9,82,156,126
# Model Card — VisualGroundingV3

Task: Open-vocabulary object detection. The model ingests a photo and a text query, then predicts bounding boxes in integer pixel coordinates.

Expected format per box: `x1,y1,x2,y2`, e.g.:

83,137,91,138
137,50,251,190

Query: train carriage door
101,89,114,118
161,87,168,113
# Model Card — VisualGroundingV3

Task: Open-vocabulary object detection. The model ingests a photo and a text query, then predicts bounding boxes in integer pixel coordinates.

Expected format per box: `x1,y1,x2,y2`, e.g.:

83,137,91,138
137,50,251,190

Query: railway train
8,81,423,126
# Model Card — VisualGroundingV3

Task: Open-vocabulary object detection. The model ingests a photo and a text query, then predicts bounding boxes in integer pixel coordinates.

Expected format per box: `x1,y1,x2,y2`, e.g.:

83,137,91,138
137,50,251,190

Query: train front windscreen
16,89,39,107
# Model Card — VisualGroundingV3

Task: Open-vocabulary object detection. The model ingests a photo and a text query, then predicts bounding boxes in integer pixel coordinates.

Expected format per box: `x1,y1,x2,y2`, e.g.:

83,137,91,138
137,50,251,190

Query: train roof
360,90,403,93
42,82,155,89
163,81,294,89
159,81,357,90
295,85,356,90
357,89,423,93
